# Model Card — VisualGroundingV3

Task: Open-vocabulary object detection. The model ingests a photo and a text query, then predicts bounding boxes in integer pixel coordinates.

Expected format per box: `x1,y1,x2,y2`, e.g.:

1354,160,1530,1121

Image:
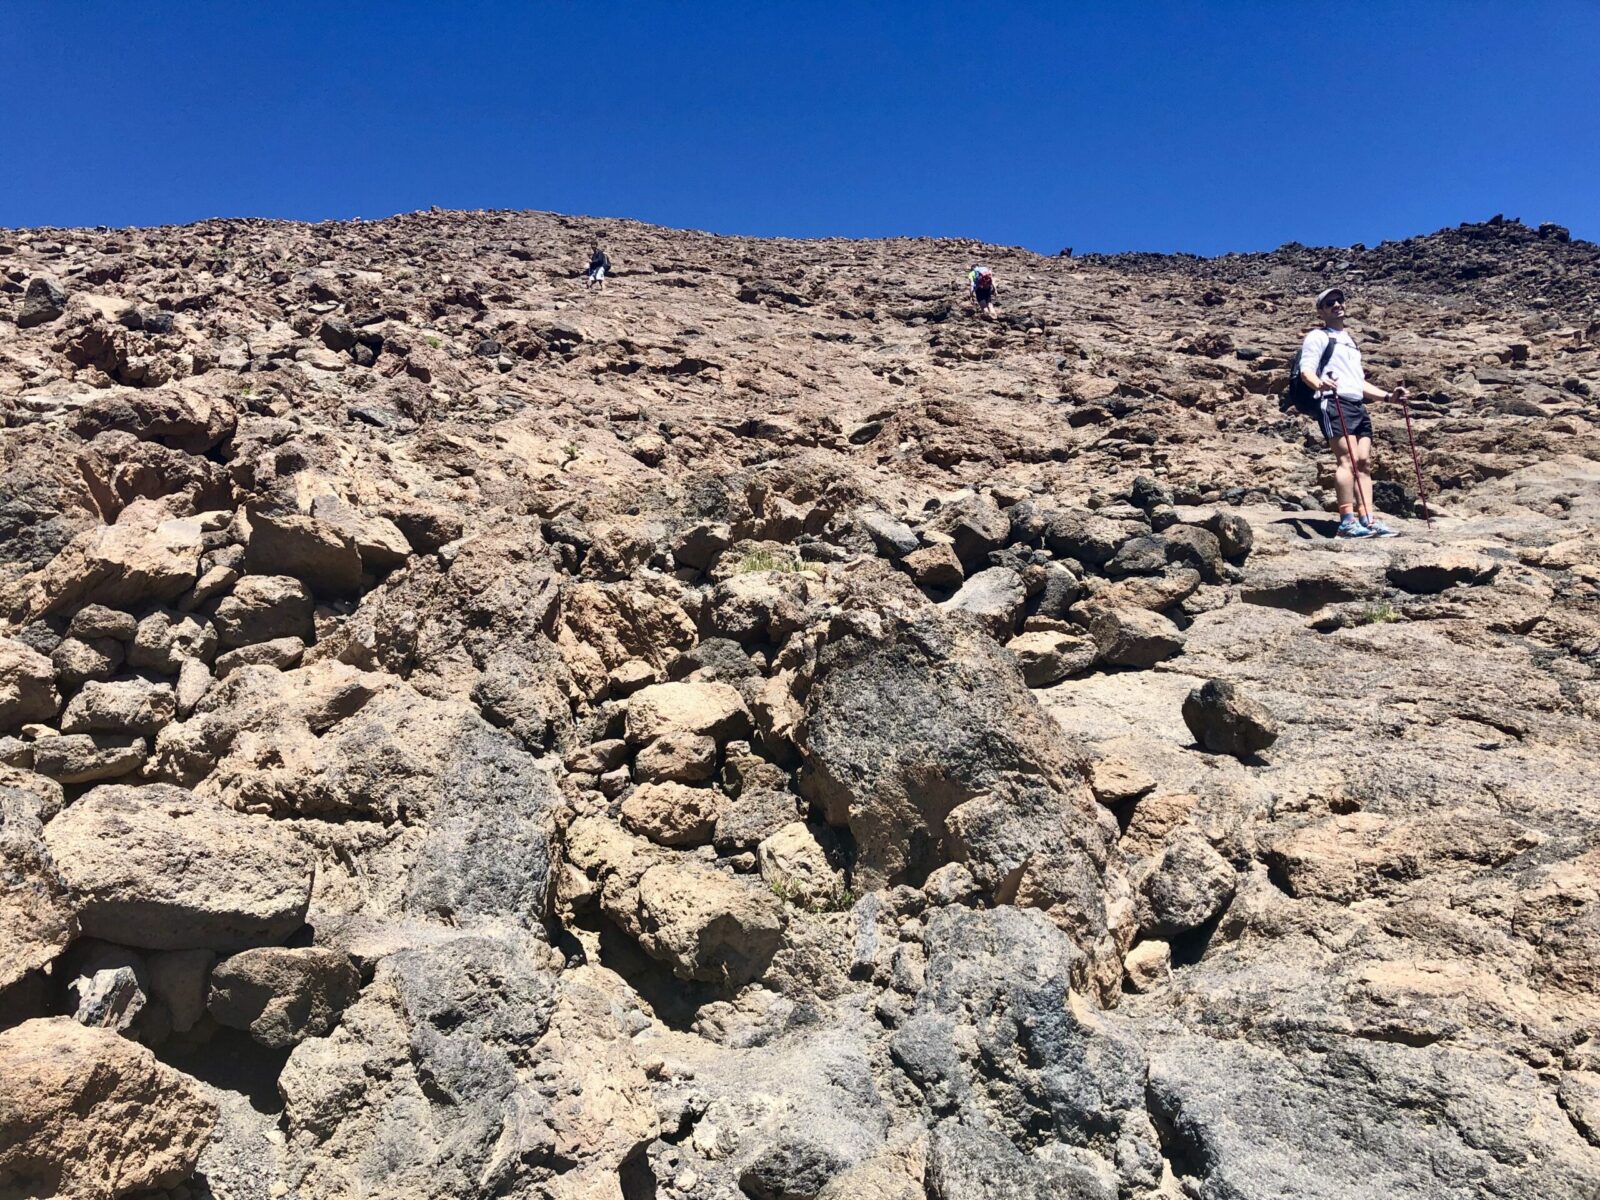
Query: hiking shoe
1362,517,1399,538
1336,515,1374,539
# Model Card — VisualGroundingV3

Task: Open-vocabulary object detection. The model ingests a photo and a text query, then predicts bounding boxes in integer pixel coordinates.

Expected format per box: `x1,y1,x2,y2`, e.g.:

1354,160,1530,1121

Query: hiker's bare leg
1353,436,1374,516
1330,437,1357,512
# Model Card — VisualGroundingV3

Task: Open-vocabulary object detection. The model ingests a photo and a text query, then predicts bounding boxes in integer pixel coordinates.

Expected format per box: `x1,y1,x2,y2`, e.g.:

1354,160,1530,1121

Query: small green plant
425,335,442,349
770,878,857,913
559,441,579,467
733,548,802,574
1358,602,1400,625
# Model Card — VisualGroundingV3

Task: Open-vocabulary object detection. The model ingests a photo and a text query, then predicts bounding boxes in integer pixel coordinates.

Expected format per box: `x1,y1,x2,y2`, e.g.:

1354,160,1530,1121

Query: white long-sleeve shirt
1299,326,1365,400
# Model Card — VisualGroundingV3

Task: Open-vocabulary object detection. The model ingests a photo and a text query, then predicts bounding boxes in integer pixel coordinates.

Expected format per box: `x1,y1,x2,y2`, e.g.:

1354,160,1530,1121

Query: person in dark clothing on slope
585,243,612,292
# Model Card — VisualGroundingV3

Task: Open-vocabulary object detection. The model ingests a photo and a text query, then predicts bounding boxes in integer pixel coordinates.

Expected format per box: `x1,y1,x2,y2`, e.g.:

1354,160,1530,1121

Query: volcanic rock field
1,209,1598,1199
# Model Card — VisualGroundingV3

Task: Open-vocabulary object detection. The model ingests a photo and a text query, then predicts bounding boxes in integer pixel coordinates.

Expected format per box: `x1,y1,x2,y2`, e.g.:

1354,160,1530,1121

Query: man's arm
1299,330,1330,392
1361,380,1406,402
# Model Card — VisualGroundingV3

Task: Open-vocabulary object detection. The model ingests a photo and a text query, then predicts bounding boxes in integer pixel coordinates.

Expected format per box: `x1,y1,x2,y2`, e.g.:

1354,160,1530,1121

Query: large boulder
0,637,59,729
800,613,1128,996
0,772,76,992
625,680,752,745
208,946,361,1048
0,1017,216,1198
1077,602,1184,668
42,783,313,951
10,501,203,620
242,509,363,595
279,935,654,1199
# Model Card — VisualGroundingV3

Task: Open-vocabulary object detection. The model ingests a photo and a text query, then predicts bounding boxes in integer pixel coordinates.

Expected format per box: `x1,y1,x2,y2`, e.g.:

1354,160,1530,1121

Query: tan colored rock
1124,939,1172,992
15,501,203,620
1007,629,1098,686
634,731,717,783
0,774,76,992
214,635,305,678
620,780,724,846
60,678,175,736
243,509,363,595
0,637,59,729
1078,601,1185,667
212,574,314,647
898,543,965,589
1087,755,1157,807
625,680,751,745
0,1017,216,1198
758,821,844,908
634,860,786,985
310,493,413,570
51,635,125,690
127,609,217,673
148,949,213,1034
43,783,313,950
31,733,147,784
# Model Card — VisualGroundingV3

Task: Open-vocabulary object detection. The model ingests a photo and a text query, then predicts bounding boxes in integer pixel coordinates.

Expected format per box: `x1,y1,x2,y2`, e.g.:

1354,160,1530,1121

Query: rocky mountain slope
1,209,1597,1200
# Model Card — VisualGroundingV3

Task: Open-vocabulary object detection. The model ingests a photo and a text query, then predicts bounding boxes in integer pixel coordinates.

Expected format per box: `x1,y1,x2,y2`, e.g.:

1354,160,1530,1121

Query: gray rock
1165,524,1225,582
926,1121,1116,1200
856,509,920,559
928,495,1011,572
1138,832,1238,936
214,636,305,678
208,946,360,1048
1147,1030,1600,1200
1204,510,1254,560
714,787,803,853
59,678,175,736
1182,678,1280,757
1105,535,1170,577
31,733,147,784
16,277,66,328
942,566,1026,637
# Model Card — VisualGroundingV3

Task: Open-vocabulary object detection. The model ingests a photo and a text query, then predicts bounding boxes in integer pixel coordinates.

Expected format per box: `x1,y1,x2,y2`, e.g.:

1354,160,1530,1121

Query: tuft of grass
1358,602,1400,625
770,878,857,913
733,548,803,574
559,441,579,468
425,334,442,349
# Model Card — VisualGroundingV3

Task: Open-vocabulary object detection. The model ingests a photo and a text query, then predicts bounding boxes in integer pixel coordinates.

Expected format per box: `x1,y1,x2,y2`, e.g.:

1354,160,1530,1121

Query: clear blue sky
3,2,1596,254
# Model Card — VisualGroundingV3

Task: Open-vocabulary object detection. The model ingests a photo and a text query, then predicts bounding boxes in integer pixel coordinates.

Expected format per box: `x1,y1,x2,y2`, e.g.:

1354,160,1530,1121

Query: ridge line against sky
2,2,1596,255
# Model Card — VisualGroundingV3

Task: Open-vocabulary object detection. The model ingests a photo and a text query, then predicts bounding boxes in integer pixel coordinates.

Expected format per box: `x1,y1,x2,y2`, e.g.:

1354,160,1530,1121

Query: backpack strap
1316,329,1338,373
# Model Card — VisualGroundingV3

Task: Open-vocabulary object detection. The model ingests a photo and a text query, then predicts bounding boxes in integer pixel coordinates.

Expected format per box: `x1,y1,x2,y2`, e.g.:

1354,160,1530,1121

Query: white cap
1315,287,1346,308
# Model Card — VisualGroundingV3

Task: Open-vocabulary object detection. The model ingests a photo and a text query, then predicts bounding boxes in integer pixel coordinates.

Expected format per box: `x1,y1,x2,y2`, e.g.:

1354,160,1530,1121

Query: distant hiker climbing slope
968,264,997,316
585,243,612,291
1297,287,1409,538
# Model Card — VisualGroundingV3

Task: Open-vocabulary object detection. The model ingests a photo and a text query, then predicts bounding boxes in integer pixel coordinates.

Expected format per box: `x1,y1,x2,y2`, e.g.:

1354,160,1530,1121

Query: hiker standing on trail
1299,287,1407,538
968,264,997,316
585,243,612,292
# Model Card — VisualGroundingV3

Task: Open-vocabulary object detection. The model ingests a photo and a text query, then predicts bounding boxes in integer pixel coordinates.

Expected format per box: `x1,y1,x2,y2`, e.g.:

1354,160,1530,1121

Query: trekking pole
1326,377,1371,523
1398,390,1433,529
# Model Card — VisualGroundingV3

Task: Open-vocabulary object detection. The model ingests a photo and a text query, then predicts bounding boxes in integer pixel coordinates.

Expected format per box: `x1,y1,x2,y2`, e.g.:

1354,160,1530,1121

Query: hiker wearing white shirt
1298,287,1407,538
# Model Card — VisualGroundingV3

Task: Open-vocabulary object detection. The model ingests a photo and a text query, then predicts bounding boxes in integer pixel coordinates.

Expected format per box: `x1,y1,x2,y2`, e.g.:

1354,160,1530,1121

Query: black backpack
1281,328,1339,417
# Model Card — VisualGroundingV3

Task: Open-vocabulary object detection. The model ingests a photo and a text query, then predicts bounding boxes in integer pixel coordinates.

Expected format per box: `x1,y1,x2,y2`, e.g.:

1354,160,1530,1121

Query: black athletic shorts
1319,394,1372,442
974,285,993,305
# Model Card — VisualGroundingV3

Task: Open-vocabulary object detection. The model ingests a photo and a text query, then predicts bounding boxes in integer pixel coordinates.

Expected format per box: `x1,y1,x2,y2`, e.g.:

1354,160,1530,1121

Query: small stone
898,544,965,589
634,732,717,784
208,946,360,1048
1124,940,1172,992
1181,679,1279,758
